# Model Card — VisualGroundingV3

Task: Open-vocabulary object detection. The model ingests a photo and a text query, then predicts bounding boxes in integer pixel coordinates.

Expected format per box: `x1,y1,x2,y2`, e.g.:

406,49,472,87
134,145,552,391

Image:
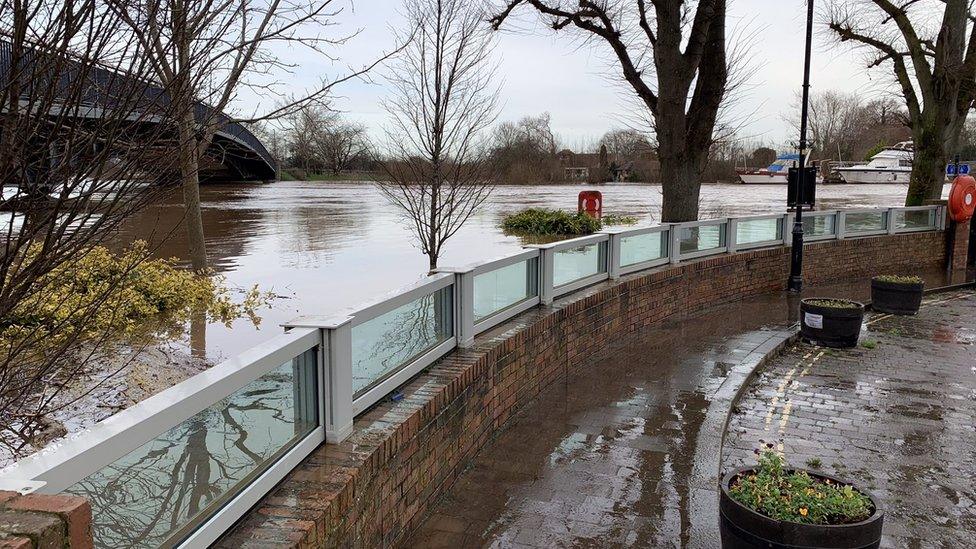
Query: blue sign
947,164,971,175
947,164,956,175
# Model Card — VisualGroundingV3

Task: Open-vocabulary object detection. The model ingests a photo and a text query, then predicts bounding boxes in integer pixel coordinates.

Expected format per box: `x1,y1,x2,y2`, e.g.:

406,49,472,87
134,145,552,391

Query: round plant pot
871,279,924,315
799,299,864,348
720,467,884,549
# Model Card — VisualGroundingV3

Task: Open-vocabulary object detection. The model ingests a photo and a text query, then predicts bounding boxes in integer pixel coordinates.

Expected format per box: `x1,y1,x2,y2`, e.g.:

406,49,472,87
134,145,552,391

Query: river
115,180,946,363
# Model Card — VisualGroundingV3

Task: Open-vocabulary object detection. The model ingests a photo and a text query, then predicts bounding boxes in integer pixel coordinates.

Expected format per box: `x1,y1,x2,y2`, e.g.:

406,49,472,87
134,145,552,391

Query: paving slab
723,289,976,548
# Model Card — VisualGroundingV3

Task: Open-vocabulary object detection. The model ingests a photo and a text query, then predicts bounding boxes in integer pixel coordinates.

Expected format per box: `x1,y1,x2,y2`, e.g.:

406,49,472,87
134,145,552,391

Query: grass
805,458,822,468
502,208,640,236
861,340,878,350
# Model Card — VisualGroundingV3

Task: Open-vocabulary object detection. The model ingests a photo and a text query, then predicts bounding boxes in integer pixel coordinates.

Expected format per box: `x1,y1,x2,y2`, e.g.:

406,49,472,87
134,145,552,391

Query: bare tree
491,113,560,183
108,0,394,270
379,0,500,272
492,0,728,221
0,0,196,455
786,90,869,160
317,117,369,175
283,104,329,176
599,128,653,160
827,0,976,204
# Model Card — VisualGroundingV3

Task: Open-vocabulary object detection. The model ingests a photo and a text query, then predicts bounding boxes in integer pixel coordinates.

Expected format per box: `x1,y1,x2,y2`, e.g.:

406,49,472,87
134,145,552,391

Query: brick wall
218,230,948,548
0,492,91,549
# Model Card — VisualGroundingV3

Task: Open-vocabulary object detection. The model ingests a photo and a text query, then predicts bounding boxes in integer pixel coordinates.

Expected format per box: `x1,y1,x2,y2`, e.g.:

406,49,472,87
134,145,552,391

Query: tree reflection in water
67,355,317,548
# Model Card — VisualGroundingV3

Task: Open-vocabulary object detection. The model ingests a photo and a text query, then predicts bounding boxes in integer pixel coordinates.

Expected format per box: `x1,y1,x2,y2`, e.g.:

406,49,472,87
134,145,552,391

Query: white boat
834,142,913,184
737,153,798,184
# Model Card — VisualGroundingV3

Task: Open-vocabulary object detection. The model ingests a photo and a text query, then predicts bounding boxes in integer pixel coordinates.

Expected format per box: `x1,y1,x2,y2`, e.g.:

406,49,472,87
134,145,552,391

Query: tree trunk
906,120,948,206
178,112,208,271
659,150,704,222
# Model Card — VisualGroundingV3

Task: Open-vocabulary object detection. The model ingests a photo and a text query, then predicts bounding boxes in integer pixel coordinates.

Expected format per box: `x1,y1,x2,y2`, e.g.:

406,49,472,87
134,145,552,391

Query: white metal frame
0,327,320,493
672,218,729,261
530,233,611,303
839,208,890,237
604,225,671,277
731,214,787,251
0,205,951,548
798,210,840,242
890,205,941,234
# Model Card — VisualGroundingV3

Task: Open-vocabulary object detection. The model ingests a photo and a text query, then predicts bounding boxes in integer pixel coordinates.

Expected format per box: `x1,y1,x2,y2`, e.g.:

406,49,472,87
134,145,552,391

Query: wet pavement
404,292,801,548
723,289,976,548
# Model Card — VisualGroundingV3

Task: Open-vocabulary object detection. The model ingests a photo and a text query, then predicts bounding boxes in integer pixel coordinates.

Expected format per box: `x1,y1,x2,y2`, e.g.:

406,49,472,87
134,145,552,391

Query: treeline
259,109,660,184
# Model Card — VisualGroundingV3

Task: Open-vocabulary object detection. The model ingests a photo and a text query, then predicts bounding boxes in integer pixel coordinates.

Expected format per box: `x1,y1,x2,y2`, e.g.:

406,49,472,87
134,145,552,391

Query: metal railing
0,204,945,548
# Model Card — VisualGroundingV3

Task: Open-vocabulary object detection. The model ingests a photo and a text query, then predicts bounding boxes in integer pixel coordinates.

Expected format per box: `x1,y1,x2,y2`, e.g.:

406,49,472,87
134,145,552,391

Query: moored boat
834,141,913,184
736,153,797,184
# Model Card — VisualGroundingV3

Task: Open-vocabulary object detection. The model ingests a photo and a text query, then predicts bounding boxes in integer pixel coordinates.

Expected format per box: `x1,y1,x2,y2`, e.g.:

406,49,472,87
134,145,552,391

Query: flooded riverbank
114,180,948,362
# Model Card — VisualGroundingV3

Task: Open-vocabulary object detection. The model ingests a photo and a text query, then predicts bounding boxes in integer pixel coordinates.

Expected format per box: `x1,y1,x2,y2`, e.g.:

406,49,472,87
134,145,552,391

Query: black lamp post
788,0,815,293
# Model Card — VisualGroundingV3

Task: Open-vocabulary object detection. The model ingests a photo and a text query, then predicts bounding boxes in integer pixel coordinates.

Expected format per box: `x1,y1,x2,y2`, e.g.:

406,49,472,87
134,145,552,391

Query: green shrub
730,450,873,525
601,213,638,226
873,274,923,284
501,208,602,236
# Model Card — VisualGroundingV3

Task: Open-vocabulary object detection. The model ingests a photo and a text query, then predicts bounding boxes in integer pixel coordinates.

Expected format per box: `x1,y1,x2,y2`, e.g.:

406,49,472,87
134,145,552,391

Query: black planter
799,299,864,348
871,279,924,315
720,467,884,549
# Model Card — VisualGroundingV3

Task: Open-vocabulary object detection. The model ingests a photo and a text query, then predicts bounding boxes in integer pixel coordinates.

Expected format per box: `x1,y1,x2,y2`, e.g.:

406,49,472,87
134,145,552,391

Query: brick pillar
950,218,971,272
0,492,92,549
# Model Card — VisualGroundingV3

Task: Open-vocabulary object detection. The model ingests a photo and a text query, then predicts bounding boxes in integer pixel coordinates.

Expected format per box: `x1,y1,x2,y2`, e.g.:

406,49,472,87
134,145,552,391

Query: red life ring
948,175,976,222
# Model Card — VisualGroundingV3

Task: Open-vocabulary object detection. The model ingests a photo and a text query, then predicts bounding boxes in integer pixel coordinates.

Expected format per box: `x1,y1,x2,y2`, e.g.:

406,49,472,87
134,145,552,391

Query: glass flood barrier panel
65,349,319,548
473,258,539,323
802,214,836,238
351,286,453,395
736,218,783,246
619,231,668,267
678,224,726,255
894,209,937,230
553,241,608,288
845,211,887,233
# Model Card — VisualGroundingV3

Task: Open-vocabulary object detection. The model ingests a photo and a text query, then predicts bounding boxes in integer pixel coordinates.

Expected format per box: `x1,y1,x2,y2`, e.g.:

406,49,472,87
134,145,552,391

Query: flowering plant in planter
729,450,873,525
719,447,883,549
799,298,865,348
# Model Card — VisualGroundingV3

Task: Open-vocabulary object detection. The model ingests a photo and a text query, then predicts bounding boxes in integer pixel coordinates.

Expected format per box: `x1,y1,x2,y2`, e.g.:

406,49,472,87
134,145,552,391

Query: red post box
578,191,603,220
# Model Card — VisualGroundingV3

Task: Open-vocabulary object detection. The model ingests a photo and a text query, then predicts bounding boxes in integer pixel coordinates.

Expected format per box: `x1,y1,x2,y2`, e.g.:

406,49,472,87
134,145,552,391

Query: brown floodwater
113,180,951,363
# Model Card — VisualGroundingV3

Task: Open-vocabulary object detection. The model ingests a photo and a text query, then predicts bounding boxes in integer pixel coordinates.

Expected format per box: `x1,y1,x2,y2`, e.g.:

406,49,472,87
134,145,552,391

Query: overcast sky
241,0,896,151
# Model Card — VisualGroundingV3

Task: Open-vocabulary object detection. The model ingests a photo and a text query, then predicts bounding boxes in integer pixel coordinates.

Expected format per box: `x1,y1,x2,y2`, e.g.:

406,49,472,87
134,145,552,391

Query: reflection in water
67,352,318,548
351,288,453,395
111,181,950,361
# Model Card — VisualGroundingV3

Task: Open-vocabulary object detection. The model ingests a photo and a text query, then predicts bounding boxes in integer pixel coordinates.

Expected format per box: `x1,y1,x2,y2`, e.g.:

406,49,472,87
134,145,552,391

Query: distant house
556,147,660,182
556,149,602,180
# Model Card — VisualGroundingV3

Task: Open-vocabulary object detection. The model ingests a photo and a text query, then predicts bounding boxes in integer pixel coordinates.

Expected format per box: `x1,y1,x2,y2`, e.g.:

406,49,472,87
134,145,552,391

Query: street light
788,0,815,293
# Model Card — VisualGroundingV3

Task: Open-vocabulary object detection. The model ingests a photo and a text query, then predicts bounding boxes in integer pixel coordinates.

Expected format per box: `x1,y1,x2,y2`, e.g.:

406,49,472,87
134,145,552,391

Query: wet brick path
404,294,798,548
723,290,976,548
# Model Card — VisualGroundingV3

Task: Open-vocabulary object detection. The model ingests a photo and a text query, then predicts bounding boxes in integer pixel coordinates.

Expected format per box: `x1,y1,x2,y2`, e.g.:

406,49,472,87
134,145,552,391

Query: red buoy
578,191,603,219
948,175,976,222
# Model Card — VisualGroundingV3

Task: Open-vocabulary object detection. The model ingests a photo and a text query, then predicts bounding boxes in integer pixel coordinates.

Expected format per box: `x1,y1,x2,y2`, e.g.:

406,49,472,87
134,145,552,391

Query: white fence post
887,207,897,235
669,223,682,264
783,213,794,246
323,318,354,443
538,246,555,305
727,217,738,253
601,229,623,280
455,270,475,347
836,211,847,240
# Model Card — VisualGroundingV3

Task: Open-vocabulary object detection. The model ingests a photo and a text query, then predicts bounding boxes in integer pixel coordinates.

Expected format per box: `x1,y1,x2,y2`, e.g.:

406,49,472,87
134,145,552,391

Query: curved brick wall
217,229,951,548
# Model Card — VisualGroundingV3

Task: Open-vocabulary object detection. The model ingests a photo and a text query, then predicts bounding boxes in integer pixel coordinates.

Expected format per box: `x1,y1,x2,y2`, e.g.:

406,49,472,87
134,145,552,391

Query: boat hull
738,173,787,185
835,168,912,184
